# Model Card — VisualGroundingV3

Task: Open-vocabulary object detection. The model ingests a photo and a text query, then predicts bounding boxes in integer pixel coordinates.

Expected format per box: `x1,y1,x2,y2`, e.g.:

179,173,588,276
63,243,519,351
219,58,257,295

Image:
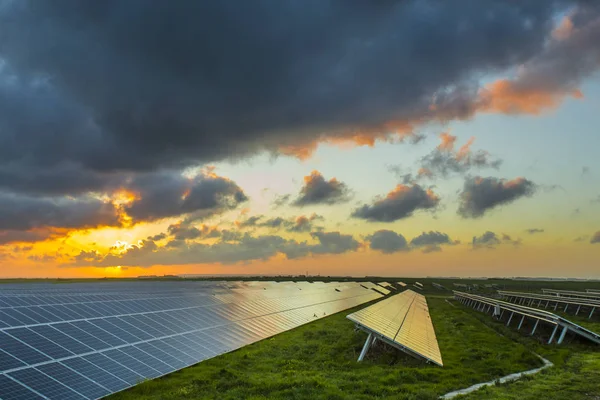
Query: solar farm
0,278,599,399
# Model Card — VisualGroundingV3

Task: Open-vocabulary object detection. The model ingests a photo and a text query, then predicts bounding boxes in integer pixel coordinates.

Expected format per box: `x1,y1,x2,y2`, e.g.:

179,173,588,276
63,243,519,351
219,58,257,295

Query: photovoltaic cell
0,374,45,400
61,357,130,393
36,362,111,399
8,367,86,400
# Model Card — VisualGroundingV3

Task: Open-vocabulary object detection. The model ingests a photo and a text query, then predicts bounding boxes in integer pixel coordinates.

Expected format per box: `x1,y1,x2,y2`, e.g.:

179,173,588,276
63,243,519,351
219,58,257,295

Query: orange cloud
279,121,418,160
437,131,457,151
552,15,574,41
478,78,583,115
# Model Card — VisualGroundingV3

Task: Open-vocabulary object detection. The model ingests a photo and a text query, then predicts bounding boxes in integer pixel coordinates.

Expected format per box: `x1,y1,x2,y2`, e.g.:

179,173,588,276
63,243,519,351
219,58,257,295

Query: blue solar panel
28,325,94,355
0,332,50,366
9,368,87,400
0,349,25,372
0,374,45,400
61,357,129,393
37,362,111,399
6,328,74,359
83,353,144,386
1,281,383,399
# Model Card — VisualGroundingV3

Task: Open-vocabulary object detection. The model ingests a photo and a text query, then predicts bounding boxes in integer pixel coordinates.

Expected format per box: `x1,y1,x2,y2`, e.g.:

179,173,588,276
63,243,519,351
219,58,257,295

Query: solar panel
0,281,382,399
497,290,599,319
454,291,600,345
396,281,407,287
347,290,442,366
541,289,600,300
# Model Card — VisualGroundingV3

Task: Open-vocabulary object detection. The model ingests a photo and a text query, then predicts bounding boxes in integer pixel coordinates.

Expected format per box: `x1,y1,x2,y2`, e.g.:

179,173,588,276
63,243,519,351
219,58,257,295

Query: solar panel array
498,290,599,319
347,290,442,366
359,282,391,295
454,291,600,345
541,289,600,300
0,281,383,400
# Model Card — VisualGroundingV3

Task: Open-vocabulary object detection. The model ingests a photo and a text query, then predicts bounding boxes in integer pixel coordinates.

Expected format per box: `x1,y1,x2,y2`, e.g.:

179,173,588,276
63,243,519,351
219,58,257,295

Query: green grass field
108,297,546,400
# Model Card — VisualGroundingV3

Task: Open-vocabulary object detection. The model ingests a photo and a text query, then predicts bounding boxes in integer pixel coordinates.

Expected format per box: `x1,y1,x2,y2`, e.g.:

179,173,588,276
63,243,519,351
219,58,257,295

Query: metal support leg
589,307,595,319
531,319,539,335
517,315,525,330
564,304,568,313
557,326,568,344
576,305,581,315
500,309,505,318
507,312,514,326
358,332,374,362
548,325,559,344
545,301,549,308
554,302,558,310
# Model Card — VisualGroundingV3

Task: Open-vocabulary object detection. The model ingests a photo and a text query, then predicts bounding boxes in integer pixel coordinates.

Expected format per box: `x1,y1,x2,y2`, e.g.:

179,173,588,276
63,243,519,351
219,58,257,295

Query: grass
445,298,600,399
458,352,600,399
108,297,542,400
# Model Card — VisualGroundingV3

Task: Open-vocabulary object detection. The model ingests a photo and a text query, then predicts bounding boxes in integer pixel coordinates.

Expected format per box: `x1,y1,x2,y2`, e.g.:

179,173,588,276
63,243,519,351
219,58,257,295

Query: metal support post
545,301,549,308
557,326,568,344
548,325,559,344
506,312,514,326
589,307,595,319
531,319,539,335
517,315,525,330
358,332,374,362
564,304,568,312
576,305,581,315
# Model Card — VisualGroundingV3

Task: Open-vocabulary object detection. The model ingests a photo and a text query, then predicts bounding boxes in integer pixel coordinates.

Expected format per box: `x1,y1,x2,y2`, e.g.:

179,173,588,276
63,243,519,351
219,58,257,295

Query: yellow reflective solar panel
347,290,442,366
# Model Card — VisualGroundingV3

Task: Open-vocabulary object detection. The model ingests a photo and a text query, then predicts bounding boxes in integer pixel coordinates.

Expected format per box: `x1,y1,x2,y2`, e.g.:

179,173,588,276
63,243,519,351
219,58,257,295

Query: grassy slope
458,352,600,399
109,298,541,400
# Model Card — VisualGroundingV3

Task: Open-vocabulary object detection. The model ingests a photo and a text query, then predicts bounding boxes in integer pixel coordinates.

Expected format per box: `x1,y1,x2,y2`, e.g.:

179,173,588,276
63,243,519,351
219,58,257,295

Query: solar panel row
346,290,442,366
454,291,600,345
0,281,383,400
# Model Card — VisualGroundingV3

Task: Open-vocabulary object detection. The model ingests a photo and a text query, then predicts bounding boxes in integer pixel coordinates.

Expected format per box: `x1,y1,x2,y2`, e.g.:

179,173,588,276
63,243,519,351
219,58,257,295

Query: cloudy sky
1,1,599,278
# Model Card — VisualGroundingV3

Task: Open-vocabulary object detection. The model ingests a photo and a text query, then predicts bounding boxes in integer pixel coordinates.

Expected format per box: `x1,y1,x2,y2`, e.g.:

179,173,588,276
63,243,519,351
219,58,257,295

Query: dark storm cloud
410,230,457,253
293,171,351,206
366,230,409,254
0,192,120,231
309,231,359,255
2,1,599,246
236,213,324,233
411,231,453,247
288,214,325,233
418,133,502,180
472,231,501,249
75,230,359,267
352,184,439,222
472,231,521,249
591,231,600,244
124,171,247,222
0,0,579,184
0,230,57,245
458,176,536,218
525,228,545,234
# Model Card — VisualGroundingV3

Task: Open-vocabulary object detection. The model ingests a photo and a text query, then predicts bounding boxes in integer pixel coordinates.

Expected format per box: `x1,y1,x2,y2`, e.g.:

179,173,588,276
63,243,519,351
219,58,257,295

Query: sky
0,1,599,279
